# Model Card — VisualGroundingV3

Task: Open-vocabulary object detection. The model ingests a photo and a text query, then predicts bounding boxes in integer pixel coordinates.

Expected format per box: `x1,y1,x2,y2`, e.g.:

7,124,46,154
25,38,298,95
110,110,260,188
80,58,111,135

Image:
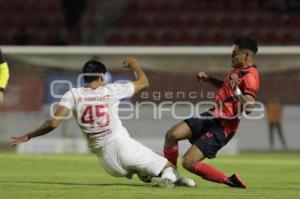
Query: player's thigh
99,143,129,177
182,144,205,170
118,137,167,177
166,121,193,141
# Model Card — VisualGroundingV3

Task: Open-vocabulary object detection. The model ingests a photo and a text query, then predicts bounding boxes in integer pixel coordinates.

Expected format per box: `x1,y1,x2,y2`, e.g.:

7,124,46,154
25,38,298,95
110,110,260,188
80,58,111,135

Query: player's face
231,45,247,67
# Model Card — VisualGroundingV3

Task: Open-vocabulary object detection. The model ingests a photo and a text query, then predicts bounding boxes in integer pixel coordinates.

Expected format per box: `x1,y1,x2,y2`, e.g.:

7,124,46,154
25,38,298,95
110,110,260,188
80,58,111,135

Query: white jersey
59,81,168,178
59,82,135,147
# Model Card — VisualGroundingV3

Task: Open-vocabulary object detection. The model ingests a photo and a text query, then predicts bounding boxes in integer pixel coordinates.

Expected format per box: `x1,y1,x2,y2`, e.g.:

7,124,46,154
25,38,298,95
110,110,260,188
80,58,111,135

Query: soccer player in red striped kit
163,36,260,188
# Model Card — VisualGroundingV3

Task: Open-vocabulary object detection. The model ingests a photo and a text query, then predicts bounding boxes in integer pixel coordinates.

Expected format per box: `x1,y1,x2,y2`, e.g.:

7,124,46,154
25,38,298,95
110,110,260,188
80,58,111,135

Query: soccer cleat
151,177,174,188
224,174,247,188
175,177,196,187
137,174,152,183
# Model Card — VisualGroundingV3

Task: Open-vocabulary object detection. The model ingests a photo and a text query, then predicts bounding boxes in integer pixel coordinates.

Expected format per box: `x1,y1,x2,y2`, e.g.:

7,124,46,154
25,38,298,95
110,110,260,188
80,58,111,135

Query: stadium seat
279,32,298,45
1,32,13,44
140,1,159,14
0,0,69,45
210,31,227,45
218,15,235,28
184,16,200,28
193,32,211,45
166,16,184,29
126,31,142,45
189,1,207,13
158,1,176,14
262,31,280,45
268,16,288,28
287,16,300,28
174,1,191,13
126,1,139,12
31,33,47,45
202,16,218,28
107,31,126,45
150,15,167,28
2,0,300,46
176,31,194,45
141,31,160,45
207,0,226,13
245,0,260,13
235,16,254,28
160,30,176,45
227,0,243,13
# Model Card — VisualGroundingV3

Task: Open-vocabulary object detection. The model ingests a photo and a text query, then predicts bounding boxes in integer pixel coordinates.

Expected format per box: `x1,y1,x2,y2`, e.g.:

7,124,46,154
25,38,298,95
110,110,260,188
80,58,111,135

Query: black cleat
224,174,247,189
137,174,152,183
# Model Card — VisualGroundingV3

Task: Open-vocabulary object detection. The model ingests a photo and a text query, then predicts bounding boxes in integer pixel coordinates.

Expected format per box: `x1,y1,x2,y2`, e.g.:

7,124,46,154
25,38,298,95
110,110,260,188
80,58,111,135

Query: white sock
161,167,180,183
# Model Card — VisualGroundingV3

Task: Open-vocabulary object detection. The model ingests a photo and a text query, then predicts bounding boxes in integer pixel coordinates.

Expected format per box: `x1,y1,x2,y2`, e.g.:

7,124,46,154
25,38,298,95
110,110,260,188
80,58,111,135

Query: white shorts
93,135,168,178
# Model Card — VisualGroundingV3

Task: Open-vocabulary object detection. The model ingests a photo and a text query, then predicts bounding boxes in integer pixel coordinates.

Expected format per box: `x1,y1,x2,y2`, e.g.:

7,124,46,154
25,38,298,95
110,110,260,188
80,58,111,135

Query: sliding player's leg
150,161,196,188
116,136,195,188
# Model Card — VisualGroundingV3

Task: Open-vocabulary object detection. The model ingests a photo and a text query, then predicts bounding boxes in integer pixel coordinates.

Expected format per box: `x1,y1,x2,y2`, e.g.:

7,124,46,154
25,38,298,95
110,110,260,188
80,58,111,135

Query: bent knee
165,123,191,141
165,127,178,141
181,157,198,171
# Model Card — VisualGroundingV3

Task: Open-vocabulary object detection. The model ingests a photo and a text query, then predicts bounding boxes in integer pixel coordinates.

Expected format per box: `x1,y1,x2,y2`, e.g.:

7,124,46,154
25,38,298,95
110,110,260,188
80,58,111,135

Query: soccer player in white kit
9,57,195,188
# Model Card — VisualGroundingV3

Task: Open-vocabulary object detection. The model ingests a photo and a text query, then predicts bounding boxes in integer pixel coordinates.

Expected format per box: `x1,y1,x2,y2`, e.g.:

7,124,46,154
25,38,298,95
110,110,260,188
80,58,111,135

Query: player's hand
230,73,239,90
197,72,210,82
8,134,30,146
122,57,139,69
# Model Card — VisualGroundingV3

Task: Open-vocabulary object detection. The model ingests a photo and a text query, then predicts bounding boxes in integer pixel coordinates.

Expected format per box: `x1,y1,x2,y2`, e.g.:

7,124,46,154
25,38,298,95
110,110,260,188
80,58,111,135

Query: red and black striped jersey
213,65,260,118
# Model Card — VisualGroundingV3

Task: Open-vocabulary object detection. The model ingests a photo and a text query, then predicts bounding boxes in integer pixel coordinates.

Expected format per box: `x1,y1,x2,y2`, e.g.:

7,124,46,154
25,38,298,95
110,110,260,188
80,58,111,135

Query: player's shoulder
248,66,259,79
240,65,259,78
101,83,123,94
69,87,80,93
106,82,132,89
246,65,258,73
65,87,84,97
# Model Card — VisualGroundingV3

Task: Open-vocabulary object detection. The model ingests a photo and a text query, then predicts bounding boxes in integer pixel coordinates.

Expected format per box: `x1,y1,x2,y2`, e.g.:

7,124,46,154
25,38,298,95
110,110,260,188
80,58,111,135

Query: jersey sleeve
112,82,135,100
241,71,259,98
0,49,9,90
59,90,75,110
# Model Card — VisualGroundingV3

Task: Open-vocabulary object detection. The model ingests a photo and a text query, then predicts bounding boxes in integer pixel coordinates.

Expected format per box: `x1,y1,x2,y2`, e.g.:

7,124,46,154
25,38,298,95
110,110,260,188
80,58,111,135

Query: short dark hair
82,60,107,83
233,36,258,54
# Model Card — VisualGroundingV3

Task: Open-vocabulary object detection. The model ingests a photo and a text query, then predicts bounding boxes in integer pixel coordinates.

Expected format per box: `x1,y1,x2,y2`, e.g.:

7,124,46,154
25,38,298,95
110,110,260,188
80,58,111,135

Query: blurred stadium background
1,0,300,154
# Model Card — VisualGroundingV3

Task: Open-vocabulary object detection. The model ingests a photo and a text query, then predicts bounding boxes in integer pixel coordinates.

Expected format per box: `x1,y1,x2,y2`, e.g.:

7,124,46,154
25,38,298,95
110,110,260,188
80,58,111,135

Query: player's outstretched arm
197,72,223,88
8,106,70,145
122,57,149,94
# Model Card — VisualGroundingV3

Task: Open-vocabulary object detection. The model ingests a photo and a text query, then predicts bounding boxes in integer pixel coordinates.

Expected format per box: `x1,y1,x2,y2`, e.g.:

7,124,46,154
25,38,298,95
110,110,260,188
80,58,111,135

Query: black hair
82,60,107,83
233,36,258,54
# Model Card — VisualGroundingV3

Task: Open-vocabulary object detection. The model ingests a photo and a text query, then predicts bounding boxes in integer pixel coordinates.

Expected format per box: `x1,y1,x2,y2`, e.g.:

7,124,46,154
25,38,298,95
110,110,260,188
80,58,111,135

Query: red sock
163,145,179,167
192,162,228,183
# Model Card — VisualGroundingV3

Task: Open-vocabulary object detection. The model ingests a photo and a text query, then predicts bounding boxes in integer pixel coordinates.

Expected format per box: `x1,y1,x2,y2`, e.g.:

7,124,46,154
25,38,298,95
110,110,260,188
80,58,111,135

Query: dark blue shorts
184,112,235,159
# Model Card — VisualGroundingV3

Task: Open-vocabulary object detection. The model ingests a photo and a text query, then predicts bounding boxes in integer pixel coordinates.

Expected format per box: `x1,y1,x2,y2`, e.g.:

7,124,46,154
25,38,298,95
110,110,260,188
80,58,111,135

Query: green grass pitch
0,153,299,199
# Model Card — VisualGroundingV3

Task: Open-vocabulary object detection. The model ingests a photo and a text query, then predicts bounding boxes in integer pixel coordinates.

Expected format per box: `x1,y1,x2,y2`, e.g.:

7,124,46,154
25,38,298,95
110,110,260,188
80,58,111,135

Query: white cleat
151,177,175,188
175,177,196,187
